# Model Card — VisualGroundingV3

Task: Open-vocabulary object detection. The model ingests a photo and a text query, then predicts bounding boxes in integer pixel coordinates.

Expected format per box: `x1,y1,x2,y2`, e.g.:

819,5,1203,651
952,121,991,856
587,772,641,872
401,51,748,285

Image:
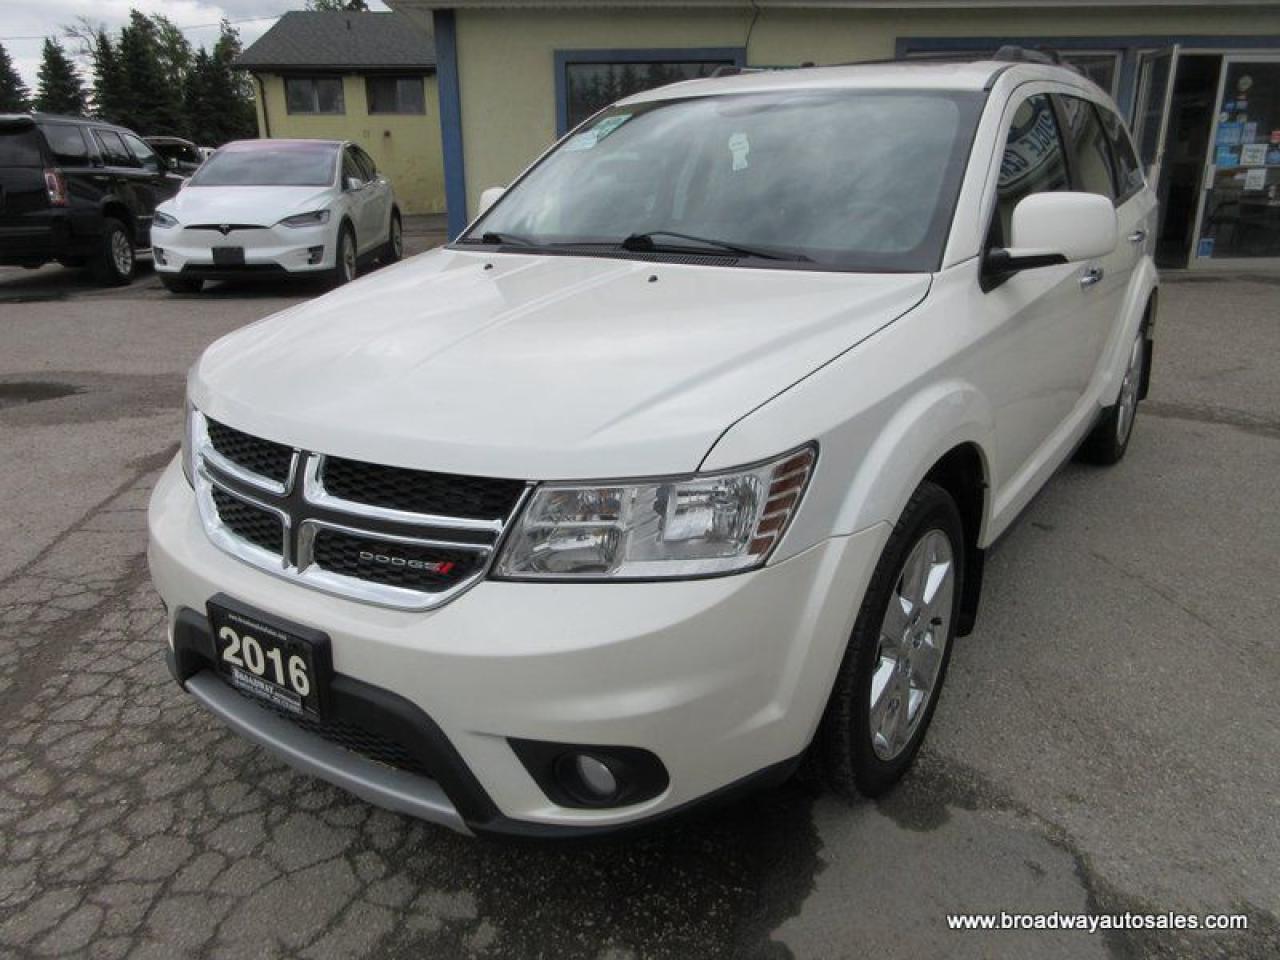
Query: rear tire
1077,328,1147,466
91,218,135,286
327,223,357,288
159,275,203,294
812,482,964,798
381,209,403,264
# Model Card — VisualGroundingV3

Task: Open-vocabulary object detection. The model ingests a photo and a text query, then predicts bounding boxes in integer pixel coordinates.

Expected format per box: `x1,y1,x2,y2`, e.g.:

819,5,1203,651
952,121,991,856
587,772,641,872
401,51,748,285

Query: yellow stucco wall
393,4,1280,220
252,72,446,214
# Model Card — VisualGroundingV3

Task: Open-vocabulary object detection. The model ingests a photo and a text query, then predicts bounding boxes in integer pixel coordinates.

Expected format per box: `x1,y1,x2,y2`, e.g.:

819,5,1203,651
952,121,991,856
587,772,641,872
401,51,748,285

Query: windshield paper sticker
729,132,750,171
564,114,632,151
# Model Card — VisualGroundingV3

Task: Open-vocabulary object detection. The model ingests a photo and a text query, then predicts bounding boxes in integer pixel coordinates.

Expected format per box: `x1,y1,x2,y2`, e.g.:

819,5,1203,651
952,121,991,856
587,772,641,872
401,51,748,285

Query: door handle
1080,266,1104,288
1128,230,1146,244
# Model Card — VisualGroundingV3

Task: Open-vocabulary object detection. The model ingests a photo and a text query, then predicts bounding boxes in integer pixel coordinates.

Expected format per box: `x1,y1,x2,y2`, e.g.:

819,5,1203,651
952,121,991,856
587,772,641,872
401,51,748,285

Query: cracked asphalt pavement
1,240,1278,958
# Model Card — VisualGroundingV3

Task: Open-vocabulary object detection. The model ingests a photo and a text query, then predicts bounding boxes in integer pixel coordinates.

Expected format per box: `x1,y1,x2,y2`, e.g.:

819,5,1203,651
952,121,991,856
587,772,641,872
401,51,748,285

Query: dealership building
387,0,1280,269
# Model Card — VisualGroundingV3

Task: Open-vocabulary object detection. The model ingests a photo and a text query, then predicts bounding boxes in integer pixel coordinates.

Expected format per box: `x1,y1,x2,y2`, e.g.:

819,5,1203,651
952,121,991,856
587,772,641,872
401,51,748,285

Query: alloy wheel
392,217,403,258
869,529,955,761
1116,334,1144,446
111,231,133,277
342,235,356,282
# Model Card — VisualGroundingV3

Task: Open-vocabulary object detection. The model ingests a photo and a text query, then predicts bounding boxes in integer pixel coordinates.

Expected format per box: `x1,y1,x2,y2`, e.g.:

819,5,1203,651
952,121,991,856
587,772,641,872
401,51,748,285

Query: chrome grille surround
191,411,532,610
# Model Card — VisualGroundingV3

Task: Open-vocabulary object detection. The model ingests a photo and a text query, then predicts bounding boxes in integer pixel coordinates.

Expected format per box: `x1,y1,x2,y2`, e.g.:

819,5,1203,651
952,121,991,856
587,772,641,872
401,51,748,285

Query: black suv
0,113,184,285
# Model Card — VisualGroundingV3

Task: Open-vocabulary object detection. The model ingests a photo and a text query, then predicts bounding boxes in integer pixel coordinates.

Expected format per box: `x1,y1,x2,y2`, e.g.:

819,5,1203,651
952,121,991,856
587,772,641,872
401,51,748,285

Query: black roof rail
990,45,1085,77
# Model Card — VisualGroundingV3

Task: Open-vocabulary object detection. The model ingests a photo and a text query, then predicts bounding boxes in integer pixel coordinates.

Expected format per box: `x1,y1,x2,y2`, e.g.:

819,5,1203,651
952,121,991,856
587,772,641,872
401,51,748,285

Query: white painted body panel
148,60,1160,830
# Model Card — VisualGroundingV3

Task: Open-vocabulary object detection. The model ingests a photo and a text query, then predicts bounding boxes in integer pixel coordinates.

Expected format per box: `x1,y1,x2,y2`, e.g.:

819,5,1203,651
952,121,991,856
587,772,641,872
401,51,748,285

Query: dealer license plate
207,595,330,717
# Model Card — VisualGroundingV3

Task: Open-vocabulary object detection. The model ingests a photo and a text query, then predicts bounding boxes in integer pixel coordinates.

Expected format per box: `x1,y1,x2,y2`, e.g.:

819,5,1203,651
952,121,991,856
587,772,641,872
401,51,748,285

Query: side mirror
345,176,363,192
987,192,1118,278
477,186,505,216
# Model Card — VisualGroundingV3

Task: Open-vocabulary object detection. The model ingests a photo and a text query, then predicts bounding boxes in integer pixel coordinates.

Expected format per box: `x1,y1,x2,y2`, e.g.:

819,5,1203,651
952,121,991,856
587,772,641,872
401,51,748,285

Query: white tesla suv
148,52,1158,837
150,138,402,293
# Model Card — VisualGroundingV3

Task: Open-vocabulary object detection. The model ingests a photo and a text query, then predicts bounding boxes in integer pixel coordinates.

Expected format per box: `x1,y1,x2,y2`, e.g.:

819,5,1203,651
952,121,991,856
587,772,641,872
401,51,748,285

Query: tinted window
991,94,1070,247
366,76,425,114
352,146,376,180
189,142,338,187
470,91,983,273
93,130,137,167
122,133,161,173
285,77,345,115
1058,96,1116,200
0,126,44,166
39,124,90,166
342,149,364,186
1098,108,1144,202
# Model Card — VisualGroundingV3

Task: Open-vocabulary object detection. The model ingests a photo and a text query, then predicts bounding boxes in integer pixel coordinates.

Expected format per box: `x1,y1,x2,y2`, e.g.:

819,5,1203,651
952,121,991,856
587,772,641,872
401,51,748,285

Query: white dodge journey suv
148,52,1158,837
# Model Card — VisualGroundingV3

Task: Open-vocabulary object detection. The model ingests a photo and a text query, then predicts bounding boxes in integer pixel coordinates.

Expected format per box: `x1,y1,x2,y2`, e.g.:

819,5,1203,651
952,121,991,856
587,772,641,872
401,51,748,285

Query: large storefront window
561,54,739,130
1196,59,1280,261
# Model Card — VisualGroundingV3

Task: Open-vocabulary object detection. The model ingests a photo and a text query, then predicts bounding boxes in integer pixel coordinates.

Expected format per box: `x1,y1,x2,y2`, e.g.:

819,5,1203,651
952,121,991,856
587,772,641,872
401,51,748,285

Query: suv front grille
322,456,525,521
206,417,293,484
211,487,283,555
311,529,482,593
193,412,529,609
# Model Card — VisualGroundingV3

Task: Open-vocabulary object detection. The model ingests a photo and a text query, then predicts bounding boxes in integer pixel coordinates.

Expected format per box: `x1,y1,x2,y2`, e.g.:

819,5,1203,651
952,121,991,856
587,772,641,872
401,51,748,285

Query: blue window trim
896,35,1280,118
553,47,746,137
434,10,468,240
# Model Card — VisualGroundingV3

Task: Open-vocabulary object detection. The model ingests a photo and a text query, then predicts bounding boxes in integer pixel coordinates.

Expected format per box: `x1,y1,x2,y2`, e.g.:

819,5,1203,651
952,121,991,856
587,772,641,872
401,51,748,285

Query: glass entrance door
1133,46,1181,183
1192,55,1280,265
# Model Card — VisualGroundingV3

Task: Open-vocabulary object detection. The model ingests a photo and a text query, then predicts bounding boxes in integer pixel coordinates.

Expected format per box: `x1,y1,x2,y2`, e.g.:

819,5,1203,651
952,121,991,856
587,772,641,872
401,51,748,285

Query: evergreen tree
182,22,256,147
0,42,31,113
150,15,193,93
308,0,370,10
34,38,87,116
117,10,185,136
90,30,127,123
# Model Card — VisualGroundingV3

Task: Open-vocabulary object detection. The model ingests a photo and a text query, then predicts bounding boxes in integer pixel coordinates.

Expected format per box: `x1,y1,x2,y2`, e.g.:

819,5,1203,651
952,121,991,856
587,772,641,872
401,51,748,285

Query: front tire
91,218,135,286
327,222,357,288
1077,329,1147,466
812,481,964,797
381,209,403,264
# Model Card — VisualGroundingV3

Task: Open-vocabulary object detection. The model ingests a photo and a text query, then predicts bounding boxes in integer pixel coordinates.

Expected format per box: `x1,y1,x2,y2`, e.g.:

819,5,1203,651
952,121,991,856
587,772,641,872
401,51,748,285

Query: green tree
34,38,87,116
183,21,257,146
117,10,185,135
307,0,370,10
150,15,193,93
0,42,31,112
89,30,127,122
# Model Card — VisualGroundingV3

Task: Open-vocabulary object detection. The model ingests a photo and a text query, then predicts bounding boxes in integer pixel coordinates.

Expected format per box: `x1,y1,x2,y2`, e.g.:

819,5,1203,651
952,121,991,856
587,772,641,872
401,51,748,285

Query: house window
557,49,744,132
367,76,426,114
285,76,345,115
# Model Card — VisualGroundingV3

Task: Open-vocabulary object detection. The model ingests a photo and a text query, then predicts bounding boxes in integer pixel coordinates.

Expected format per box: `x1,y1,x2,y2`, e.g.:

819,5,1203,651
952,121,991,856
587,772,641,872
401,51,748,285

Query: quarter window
351,146,377,181
991,94,1070,247
1057,95,1116,201
366,76,425,115
1098,108,1145,203
39,124,90,166
285,76,345,115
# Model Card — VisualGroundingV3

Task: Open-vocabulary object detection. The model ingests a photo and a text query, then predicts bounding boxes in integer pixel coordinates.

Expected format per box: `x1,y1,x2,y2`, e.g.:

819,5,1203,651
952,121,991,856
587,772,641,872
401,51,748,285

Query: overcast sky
2,0,390,93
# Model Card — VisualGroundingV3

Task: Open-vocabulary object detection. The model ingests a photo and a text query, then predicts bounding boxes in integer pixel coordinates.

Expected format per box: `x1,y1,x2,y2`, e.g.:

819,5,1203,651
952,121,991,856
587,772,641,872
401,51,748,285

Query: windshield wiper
460,231,536,246
620,230,812,262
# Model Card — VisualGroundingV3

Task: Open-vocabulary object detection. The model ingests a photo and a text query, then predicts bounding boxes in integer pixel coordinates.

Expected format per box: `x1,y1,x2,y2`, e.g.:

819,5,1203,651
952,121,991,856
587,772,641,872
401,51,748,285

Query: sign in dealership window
285,76,345,115
565,60,735,129
367,76,426,115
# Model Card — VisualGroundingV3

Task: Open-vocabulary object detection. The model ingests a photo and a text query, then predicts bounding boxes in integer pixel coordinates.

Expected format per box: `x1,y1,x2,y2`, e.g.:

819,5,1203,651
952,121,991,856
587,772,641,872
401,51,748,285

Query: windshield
464,89,983,271
189,142,337,187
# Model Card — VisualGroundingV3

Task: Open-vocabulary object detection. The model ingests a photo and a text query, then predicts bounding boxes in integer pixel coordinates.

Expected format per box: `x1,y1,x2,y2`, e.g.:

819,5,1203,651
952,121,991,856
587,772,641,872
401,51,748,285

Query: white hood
192,248,930,479
160,185,333,225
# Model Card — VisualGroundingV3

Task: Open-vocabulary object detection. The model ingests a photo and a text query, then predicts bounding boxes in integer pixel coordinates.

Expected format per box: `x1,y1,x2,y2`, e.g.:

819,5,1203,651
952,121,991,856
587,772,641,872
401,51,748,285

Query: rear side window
1057,96,1117,201
39,124,91,166
991,94,1070,247
352,146,376,180
1098,108,1145,203
93,130,137,167
0,126,44,167
342,148,365,185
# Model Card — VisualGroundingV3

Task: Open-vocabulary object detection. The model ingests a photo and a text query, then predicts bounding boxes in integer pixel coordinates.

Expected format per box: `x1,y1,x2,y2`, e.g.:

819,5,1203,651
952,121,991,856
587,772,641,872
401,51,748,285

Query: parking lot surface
1,240,1277,958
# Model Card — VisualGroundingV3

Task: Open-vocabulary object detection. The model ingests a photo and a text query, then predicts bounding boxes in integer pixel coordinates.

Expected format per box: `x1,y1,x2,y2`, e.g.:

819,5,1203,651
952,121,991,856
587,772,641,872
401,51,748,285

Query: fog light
307,245,324,264
153,247,167,265
574,754,617,798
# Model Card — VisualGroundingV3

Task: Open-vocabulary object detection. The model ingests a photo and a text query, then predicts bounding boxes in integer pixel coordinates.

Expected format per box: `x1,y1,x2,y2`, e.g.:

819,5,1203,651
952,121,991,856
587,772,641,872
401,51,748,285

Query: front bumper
147,458,886,835
151,221,333,276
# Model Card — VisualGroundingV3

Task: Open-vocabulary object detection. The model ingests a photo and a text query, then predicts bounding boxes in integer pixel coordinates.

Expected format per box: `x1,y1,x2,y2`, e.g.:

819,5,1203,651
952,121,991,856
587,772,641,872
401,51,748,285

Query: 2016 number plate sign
207,595,331,717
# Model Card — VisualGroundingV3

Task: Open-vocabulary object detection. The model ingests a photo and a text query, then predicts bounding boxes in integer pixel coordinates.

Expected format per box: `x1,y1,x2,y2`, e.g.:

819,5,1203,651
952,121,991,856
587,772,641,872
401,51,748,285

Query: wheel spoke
881,590,912,646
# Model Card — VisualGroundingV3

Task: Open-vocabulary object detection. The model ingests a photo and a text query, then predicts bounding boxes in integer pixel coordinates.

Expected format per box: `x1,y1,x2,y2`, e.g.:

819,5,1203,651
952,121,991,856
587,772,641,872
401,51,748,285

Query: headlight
493,445,816,580
181,399,197,488
278,209,331,228
153,210,178,229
